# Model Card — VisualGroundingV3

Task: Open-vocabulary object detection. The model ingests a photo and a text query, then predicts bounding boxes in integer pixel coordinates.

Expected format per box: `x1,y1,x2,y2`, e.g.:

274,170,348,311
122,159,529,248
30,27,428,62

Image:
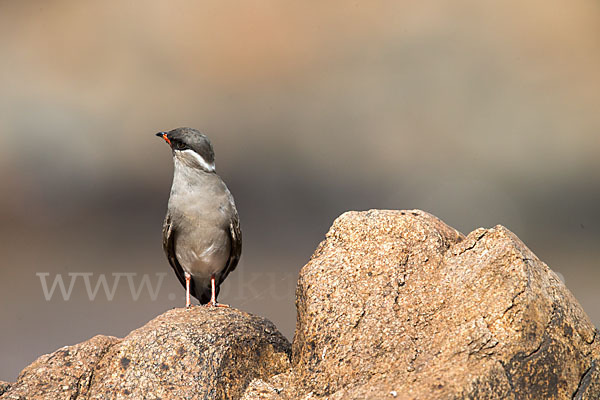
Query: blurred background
1,1,599,381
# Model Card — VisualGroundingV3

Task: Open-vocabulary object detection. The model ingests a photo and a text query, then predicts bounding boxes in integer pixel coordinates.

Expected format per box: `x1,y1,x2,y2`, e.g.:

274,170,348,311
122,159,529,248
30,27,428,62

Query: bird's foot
205,274,229,308
205,301,229,308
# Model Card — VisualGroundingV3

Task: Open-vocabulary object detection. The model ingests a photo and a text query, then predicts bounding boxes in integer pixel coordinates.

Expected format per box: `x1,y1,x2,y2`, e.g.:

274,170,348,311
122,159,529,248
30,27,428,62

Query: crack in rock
573,360,596,400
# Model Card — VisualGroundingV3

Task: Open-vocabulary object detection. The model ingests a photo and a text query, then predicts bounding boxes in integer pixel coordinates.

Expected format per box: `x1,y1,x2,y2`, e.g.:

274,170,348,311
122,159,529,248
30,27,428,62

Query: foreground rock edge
1,307,291,400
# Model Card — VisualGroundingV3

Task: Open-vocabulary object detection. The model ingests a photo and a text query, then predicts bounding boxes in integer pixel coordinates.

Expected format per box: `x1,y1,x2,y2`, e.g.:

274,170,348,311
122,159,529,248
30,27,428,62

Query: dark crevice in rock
519,304,557,362
522,335,551,362
0,382,11,396
586,329,598,346
457,231,487,255
501,286,527,319
352,308,366,329
72,339,119,400
407,335,421,370
499,360,515,393
499,255,536,322
70,375,83,400
501,303,557,383
573,360,596,400
79,365,96,399
468,335,499,357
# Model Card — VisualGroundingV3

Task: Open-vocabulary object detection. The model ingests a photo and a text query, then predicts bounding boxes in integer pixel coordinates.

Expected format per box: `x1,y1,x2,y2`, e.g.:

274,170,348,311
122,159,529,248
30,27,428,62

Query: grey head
156,127,216,173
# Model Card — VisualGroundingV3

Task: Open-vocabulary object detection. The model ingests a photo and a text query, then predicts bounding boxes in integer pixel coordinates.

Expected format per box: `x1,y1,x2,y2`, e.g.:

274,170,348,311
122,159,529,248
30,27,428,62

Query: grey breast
167,156,237,287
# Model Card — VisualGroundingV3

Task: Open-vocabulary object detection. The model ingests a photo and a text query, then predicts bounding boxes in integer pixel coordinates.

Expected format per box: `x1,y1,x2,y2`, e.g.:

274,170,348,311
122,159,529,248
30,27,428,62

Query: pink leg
185,272,191,308
210,274,217,304
205,274,229,308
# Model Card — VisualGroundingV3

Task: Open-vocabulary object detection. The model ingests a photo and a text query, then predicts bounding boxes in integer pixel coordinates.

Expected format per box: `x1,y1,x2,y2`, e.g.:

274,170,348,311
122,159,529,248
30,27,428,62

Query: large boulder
243,209,599,399
1,308,290,400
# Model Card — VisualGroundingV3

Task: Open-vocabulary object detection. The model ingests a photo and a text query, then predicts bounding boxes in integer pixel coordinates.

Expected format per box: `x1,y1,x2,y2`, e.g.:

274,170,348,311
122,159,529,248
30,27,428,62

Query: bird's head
156,127,215,173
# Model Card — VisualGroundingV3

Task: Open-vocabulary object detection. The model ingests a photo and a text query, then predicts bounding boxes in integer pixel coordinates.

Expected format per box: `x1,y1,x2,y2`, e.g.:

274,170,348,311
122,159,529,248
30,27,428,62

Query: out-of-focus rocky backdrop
1,1,599,381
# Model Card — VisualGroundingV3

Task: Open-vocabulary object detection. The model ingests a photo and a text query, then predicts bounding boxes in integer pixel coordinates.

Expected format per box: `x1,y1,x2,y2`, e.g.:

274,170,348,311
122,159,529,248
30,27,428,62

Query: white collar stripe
181,149,215,172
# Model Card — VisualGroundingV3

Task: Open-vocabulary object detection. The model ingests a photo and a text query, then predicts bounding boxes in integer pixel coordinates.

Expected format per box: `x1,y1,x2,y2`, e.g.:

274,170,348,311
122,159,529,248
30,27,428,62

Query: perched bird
156,127,241,307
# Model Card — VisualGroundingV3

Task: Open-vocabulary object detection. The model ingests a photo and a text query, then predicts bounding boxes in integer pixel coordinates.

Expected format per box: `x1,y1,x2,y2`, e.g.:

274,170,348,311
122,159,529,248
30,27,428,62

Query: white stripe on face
175,149,215,172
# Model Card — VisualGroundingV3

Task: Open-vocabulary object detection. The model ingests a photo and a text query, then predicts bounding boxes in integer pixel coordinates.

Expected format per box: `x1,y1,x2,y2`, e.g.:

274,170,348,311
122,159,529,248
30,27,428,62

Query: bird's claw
205,301,229,308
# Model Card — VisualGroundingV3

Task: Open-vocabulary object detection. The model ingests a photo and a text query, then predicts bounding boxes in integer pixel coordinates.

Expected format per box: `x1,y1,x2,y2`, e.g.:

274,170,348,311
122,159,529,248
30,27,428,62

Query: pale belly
175,228,231,282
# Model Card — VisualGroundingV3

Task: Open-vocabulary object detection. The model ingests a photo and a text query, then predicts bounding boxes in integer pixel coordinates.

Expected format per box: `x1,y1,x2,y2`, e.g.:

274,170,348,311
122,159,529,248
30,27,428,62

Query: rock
1,307,290,400
242,209,600,399
87,308,291,399
4,209,599,399
0,382,11,396
0,335,119,399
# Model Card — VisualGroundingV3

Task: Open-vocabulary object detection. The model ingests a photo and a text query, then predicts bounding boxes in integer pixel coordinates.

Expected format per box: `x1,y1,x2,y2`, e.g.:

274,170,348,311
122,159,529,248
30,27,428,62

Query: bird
156,127,241,308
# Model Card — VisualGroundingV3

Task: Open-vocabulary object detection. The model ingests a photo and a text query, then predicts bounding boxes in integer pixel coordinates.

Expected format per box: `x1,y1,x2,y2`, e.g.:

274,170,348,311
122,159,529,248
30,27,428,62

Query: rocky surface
1,335,120,399
0,382,10,396
1,308,290,400
242,209,600,400
3,209,599,399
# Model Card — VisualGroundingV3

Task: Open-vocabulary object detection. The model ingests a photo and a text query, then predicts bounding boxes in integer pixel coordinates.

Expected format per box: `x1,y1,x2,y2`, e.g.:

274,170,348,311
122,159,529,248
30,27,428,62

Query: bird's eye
172,140,188,151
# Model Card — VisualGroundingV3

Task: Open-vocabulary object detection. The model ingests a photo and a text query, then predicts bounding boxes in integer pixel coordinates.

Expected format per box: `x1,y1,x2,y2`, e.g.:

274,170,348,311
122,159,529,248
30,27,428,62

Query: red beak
156,132,171,145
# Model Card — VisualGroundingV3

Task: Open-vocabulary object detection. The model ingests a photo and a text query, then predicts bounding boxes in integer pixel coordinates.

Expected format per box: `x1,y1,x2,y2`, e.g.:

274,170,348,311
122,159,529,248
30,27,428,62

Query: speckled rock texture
4,210,599,400
0,335,119,400
0,381,12,396
242,209,600,400
1,307,290,400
